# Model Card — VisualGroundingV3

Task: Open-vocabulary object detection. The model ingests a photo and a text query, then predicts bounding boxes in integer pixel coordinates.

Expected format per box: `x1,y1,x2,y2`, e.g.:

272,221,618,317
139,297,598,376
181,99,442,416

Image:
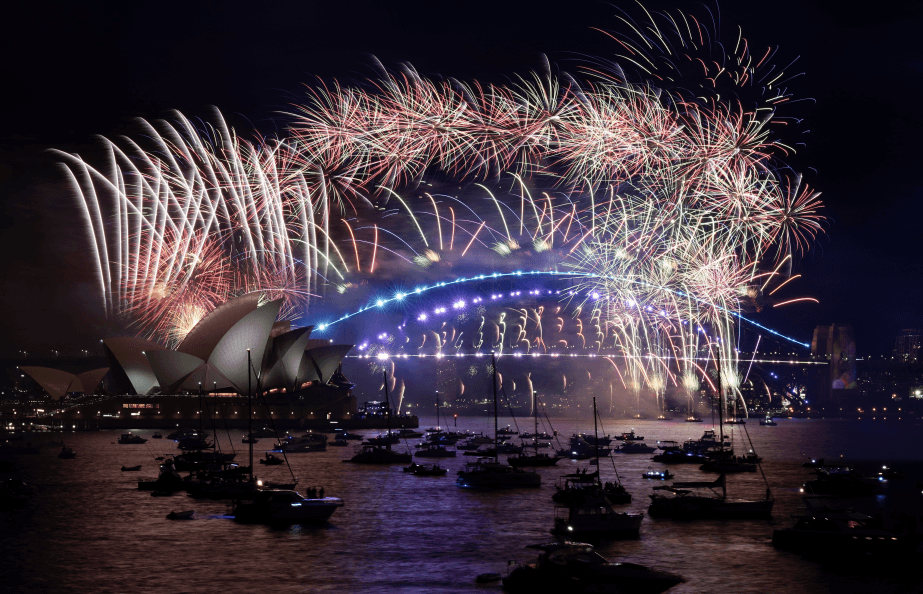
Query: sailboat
647,373,773,520
508,392,561,467
347,372,412,464
456,353,541,488
551,396,642,537
233,349,343,523
552,396,631,506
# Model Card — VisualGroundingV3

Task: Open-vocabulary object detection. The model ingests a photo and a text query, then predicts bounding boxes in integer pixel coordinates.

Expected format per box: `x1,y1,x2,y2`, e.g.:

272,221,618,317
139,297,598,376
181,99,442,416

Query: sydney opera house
19,294,371,429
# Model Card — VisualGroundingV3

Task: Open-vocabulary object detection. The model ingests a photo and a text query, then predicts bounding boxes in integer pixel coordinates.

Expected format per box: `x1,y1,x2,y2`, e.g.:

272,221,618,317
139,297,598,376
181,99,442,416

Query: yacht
233,489,343,524
773,508,922,556
414,443,456,458
456,457,541,488
503,542,682,593
118,433,147,444
552,501,643,538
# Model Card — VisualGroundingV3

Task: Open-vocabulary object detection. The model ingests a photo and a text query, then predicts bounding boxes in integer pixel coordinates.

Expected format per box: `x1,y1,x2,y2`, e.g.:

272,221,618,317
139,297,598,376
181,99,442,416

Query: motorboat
497,425,518,436
457,458,541,488
279,434,327,452
552,502,644,538
879,465,905,479
333,429,363,441
348,444,412,464
502,542,683,594
395,428,424,439
802,467,879,497
414,443,456,458
151,432,163,439
508,452,561,467
138,460,187,492
615,441,656,454
166,510,194,520
642,467,673,480
652,449,707,464
552,472,631,506
759,414,777,426
121,465,142,472
233,489,343,524
773,508,922,557
259,453,285,465
118,433,147,444
699,458,757,473
413,464,448,476
619,429,643,441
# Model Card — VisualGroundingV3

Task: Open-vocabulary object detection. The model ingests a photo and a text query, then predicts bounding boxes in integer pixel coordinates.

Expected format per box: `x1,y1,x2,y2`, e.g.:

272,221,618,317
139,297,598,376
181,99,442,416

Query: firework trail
63,7,824,414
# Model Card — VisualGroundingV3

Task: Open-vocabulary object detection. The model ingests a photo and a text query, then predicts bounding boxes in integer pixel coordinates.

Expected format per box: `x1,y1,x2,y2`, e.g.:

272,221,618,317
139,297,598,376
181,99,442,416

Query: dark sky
1,0,921,357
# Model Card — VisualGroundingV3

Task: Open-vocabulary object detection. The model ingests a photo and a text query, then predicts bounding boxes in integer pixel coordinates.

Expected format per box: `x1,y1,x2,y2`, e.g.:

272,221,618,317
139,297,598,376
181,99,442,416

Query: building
13,293,377,429
894,329,921,362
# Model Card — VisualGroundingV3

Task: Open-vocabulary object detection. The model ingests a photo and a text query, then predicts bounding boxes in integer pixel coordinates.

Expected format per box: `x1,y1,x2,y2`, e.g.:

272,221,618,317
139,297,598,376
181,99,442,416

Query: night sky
1,0,921,357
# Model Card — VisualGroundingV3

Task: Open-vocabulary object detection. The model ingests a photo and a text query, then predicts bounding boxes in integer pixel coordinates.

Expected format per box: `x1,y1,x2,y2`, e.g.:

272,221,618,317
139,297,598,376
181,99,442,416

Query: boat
58,445,76,459
552,502,644,538
497,426,518,436
552,471,631,506
166,510,195,520
648,377,773,520
652,449,707,465
151,432,163,439
615,441,656,454
502,542,683,594
802,457,825,468
403,461,421,473
413,464,448,476
259,453,285,466
332,429,364,441
557,436,611,460
773,507,923,557
347,372,412,464
137,459,187,491
802,466,879,497
879,465,905,480
118,433,147,444
620,429,643,441
121,465,142,472
278,433,327,452
414,443,456,458
759,414,777,426
642,467,673,480
233,489,343,524
509,392,561,467
699,458,757,473
551,397,637,532
395,428,424,439
456,354,540,489
685,416,703,423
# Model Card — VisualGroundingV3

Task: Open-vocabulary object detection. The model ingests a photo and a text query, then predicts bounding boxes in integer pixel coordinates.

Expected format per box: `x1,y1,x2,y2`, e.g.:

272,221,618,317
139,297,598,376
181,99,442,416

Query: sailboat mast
533,390,538,454
247,348,253,482
492,351,498,463
593,396,600,483
716,356,726,499
383,371,393,451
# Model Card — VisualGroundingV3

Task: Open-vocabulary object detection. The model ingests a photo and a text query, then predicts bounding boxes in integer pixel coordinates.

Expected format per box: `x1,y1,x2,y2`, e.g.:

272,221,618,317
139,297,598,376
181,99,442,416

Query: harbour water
3,416,923,593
